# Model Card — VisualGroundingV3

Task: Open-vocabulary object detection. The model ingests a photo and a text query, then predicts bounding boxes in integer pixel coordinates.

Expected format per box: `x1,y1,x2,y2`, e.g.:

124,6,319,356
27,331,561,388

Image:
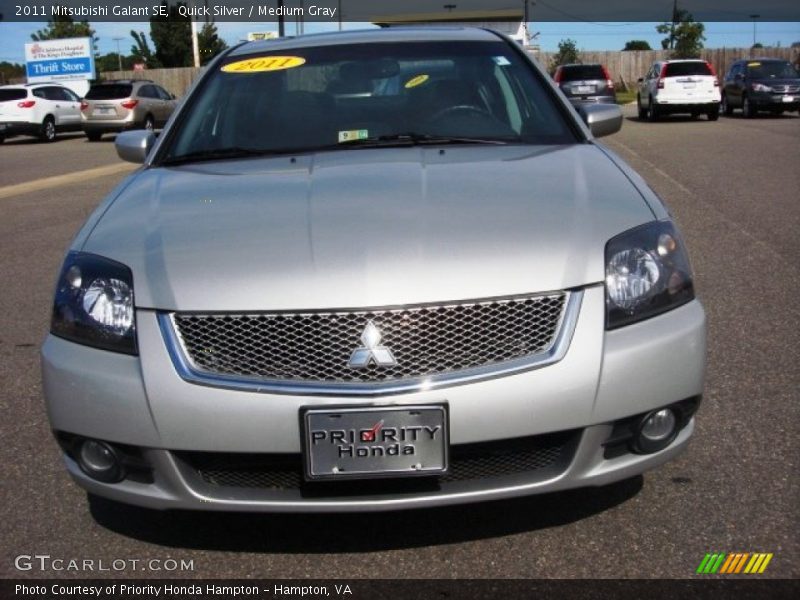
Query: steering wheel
427,104,493,123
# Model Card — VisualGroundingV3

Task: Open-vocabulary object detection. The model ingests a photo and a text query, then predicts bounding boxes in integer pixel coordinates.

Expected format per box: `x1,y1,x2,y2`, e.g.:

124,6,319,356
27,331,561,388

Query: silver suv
43,28,705,513
81,79,178,141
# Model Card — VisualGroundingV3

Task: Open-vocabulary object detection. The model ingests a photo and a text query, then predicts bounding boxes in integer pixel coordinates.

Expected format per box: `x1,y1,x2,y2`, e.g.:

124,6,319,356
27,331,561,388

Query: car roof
738,57,788,63
228,26,502,57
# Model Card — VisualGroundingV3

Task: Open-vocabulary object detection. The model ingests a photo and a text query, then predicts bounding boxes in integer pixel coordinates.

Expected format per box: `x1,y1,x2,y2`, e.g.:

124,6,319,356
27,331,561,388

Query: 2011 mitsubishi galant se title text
42,28,706,512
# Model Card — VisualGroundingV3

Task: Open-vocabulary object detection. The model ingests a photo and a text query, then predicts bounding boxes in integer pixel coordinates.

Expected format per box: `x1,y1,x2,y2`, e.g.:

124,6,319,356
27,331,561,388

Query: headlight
751,83,771,92
605,220,694,329
50,252,137,354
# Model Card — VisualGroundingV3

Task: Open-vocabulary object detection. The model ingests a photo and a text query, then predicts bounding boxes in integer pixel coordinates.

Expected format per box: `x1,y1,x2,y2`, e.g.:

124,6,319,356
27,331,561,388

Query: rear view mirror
578,104,623,138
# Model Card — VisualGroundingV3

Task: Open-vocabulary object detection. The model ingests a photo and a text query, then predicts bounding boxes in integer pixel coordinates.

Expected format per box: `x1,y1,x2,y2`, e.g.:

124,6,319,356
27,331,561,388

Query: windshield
0,89,27,102
746,61,797,79
559,65,606,81
160,41,576,163
665,62,712,77
86,84,133,100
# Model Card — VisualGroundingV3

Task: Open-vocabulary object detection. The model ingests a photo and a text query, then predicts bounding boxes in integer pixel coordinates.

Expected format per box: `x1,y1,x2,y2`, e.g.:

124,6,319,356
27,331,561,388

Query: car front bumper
748,91,800,109
42,287,706,512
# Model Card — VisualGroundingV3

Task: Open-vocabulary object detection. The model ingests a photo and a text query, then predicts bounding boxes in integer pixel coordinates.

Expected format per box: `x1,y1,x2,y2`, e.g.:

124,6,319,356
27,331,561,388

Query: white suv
0,83,82,143
637,60,721,121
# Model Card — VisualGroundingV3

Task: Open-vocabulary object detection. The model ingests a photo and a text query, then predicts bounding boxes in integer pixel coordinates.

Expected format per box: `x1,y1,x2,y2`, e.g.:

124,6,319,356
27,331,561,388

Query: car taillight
80,101,89,111
706,61,719,86
17,100,36,108
602,66,614,90
120,99,138,109
657,64,667,89
553,68,562,83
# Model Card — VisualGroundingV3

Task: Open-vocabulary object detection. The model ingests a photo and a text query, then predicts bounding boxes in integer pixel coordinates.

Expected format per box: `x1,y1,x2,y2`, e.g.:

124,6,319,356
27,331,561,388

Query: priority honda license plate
302,406,448,480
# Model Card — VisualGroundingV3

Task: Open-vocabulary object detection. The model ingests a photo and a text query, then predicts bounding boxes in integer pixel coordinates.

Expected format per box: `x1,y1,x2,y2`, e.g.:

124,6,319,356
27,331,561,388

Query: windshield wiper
159,146,292,166
338,133,517,148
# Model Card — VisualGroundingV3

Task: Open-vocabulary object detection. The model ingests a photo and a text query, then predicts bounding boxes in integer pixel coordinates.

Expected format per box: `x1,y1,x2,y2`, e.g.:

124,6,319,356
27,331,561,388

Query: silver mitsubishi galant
42,28,706,512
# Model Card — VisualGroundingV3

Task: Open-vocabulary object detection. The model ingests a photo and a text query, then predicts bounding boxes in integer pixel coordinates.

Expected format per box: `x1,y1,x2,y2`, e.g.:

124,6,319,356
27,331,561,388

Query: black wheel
707,109,719,121
721,94,733,116
142,114,155,131
85,131,103,142
0,136,4,144
40,116,56,142
742,95,756,118
637,95,647,119
647,98,659,122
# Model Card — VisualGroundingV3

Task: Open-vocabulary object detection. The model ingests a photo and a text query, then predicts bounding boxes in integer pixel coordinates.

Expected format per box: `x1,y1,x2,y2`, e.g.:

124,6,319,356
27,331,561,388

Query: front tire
742,95,756,118
40,116,56,142
721,94,733,116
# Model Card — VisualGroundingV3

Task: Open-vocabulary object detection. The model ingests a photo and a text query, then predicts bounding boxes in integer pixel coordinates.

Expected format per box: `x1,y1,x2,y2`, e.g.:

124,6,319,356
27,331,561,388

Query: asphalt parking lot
0,107,797,580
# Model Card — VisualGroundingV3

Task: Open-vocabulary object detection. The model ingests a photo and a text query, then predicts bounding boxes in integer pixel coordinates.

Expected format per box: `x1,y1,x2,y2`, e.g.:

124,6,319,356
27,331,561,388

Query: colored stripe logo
696,553,773,574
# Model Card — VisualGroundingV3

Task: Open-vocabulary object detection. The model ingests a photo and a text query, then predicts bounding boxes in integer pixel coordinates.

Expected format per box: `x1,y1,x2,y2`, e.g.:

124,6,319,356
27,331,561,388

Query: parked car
721,58,800,117
637,59,720,121
81,79,178,141
0,82,82,143
43,27,705,513
553,63,616,106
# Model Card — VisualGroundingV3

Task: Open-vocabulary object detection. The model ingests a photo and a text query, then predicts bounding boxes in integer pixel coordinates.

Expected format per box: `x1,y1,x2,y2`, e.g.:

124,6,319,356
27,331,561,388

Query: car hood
82,145,654,311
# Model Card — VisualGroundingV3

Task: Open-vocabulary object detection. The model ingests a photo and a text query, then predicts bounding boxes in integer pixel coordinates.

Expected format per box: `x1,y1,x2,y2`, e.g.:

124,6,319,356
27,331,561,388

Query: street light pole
749,14,760,48
112,37,123,71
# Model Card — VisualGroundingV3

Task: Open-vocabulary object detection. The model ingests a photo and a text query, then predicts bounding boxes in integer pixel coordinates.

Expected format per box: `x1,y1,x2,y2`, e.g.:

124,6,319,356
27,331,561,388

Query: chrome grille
171,293,567,385
772,85,800,93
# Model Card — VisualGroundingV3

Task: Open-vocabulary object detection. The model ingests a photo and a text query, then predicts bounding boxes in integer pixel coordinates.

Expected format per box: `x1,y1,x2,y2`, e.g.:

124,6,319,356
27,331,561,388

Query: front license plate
303,405,448,480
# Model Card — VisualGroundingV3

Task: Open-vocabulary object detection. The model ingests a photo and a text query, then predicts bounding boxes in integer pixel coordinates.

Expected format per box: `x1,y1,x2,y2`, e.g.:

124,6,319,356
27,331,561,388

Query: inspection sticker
747,62,761,67
405,74,430,89
338,129,369,143
493,56,511,66
221,56,306,73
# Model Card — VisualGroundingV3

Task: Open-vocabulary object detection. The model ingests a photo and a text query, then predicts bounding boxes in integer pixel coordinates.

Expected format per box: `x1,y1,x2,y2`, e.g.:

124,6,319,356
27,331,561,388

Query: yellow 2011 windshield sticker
222,56,306,73
405,74,430,89
747,62,761,67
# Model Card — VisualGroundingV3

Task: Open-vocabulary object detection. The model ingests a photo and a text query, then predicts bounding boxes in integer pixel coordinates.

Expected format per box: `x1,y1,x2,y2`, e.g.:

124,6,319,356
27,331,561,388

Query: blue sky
1,20,798,64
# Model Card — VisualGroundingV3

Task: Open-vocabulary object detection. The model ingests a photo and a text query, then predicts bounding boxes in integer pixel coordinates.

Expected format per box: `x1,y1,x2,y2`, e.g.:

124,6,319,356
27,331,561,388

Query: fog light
633,408,678,454
77,440,124,483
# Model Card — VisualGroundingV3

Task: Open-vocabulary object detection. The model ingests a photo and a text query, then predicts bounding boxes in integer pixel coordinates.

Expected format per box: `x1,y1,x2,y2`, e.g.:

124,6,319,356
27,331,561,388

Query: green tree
550,39,580,73
130,30,160,68
150,1,192,68
31,14,98,54
751,43,764,49
656,10,705,58
96,53,137,73
623,40,652,51
0,61,25,85
198,21,228,65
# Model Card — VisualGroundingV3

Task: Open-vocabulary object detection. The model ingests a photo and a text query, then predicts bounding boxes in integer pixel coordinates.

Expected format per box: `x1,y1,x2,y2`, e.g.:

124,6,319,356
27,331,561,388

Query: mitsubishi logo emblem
348,321,396,368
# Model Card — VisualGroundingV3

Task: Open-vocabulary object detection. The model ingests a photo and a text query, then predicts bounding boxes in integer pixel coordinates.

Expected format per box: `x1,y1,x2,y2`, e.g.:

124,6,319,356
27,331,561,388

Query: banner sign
24,37,96,83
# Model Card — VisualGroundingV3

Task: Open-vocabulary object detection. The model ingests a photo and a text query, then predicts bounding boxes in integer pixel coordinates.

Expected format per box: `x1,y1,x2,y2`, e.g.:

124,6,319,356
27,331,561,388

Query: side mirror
171,93,177,99
115,130,156,164
578,104,623,138
734,73,744,81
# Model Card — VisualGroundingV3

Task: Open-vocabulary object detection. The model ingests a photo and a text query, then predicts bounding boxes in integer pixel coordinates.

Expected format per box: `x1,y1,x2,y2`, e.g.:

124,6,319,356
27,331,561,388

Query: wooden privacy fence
528,47,799,90
100,47,799,97
99,67,204,97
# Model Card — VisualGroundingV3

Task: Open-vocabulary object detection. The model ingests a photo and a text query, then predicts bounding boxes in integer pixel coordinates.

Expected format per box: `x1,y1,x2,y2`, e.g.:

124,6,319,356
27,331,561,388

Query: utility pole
112,37,123,71
338,0,342,31
750,14,760,48
669,0,678,50
278,0,285,37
